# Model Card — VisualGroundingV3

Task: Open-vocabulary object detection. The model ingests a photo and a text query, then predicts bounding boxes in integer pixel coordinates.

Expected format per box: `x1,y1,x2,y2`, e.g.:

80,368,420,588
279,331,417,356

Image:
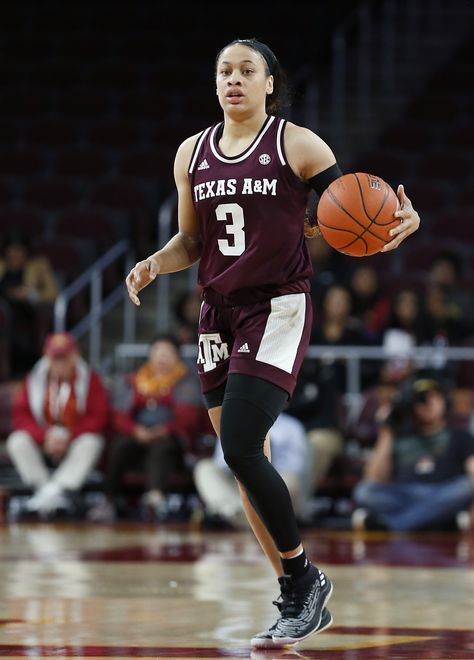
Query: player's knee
221,433,263,475
220,411,265,475
219,375,286,476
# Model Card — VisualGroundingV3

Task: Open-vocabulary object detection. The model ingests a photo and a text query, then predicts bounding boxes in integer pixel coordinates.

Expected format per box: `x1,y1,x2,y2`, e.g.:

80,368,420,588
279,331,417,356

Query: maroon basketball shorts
197,292,312,398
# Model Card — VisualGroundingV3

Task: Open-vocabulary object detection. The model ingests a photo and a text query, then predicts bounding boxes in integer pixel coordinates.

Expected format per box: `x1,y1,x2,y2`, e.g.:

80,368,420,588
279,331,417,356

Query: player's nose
227,71,242,84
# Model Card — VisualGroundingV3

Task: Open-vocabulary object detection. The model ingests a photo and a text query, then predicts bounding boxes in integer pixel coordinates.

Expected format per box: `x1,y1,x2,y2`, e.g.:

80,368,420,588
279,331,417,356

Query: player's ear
266,75,274,95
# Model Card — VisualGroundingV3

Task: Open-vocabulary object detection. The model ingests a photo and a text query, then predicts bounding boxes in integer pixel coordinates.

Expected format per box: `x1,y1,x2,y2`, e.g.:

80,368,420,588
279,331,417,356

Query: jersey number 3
216,203,245,256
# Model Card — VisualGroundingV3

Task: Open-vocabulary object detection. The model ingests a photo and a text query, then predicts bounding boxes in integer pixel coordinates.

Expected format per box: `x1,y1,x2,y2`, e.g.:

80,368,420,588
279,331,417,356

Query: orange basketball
317,172,400,256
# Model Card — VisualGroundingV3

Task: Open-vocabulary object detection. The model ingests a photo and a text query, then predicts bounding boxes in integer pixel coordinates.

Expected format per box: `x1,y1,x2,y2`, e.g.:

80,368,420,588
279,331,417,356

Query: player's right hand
126,258,159,306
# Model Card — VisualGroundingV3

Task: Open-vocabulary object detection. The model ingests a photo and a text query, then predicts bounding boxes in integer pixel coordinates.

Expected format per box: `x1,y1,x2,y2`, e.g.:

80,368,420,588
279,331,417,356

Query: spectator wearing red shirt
6,332,110,517
88,334,206,522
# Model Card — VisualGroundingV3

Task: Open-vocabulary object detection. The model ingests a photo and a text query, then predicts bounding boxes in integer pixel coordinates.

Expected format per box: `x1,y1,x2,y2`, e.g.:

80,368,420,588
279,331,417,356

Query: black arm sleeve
308,163,343,197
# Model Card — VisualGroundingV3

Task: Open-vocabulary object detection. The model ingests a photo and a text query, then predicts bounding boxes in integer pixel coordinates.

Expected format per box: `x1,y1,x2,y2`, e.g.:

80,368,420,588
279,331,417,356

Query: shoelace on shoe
275,576,317,619
268,581,291,631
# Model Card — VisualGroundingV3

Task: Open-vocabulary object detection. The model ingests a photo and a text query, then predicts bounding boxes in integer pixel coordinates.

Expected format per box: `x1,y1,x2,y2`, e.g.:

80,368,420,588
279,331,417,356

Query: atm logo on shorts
197,333,230,372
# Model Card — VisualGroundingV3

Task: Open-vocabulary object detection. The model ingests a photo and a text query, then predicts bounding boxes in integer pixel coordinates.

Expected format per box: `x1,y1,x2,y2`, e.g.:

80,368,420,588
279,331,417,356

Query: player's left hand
382,184,420,252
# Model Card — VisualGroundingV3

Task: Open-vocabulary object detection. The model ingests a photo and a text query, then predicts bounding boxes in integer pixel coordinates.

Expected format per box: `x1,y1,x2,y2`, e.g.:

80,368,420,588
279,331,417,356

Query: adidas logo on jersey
237,342,250,353
197,159,210,170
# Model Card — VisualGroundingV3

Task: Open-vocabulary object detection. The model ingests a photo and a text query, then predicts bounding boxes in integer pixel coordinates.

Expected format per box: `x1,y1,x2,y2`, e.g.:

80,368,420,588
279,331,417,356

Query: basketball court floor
0,523,473,659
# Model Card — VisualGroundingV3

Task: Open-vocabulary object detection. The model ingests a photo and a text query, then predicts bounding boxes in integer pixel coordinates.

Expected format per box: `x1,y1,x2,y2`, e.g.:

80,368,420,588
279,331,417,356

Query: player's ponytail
304,211,321,239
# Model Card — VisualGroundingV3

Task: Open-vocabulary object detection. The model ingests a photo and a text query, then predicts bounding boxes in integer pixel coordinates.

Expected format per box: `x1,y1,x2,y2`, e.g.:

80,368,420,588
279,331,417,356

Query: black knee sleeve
219,374,301,552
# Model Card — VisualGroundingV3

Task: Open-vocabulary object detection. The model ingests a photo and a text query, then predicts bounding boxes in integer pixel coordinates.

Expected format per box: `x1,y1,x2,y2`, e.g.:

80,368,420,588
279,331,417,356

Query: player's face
215,44,273,116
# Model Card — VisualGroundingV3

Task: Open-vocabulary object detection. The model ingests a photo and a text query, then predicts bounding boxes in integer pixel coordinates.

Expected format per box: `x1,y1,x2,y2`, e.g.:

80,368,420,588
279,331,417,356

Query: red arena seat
0,88,51,118
89,178,148,212
28,63,82,88
399,238,449,273
0,121,20,145
33,237,84,280
0,181,14,204
448,124,474,148
0,205,46,236
27,119,81,147
416,149,469,179
406,94,460,123
118,90,170,121
24,178,81,209
379,124,432,149
55,208,116,242
55,148,111,178
58,88,110,118
119,148,171,179
431,208,474,242
350,150,404,188
0,148,45,177
87,62,141,89
403,181,450,212
88,119,143,147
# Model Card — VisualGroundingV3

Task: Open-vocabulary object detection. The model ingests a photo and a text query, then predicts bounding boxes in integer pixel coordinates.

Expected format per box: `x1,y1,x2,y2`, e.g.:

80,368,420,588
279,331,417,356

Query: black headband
236,39,276,74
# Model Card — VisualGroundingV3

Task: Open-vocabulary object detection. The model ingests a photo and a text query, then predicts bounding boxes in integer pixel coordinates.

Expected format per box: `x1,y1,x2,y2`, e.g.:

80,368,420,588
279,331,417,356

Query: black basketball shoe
270,565,333,645
251,566,333,648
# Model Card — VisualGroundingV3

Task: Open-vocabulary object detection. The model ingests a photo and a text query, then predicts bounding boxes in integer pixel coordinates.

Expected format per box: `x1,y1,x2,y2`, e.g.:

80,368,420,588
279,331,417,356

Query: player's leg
224,293,331,646
197,302,282,564
199,295,332,646
208,375,332,647
207,404,283,575
207,397,332,648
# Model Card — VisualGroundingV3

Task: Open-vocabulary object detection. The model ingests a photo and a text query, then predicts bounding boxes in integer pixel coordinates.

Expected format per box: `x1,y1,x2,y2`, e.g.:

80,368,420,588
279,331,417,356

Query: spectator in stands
88,334,206,522
6,332,109,518
173,288,202,345
425,250,474,345
0,232,59,377
352,371,474,531
285,357,345,496
379,288,431,385
193,412,311,528
348,264,391,339
311,284,367,348
311,283,378,388
0,298,10,382
296,284,377,493
307,236,348,317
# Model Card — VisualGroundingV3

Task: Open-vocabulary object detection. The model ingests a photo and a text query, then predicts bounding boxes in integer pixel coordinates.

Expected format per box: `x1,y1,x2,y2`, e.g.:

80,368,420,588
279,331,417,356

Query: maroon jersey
188,115,312,302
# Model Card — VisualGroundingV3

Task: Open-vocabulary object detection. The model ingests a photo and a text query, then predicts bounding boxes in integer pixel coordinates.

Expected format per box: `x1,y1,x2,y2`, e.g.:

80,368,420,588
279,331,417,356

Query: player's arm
284,123,339,188
284,123,420,247
126,135,203,306
284,124,341,237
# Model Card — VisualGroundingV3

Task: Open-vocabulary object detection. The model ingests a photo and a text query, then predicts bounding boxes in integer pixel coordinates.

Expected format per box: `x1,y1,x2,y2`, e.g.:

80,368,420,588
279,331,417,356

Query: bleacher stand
0,1,473,526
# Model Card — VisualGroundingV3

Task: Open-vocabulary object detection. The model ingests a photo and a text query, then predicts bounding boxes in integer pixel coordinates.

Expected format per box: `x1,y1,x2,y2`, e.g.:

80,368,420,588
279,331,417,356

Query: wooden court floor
0,522,473,659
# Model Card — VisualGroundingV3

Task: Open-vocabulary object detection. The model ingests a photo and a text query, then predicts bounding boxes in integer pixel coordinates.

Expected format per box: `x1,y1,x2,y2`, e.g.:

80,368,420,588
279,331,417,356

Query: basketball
317,172,400,256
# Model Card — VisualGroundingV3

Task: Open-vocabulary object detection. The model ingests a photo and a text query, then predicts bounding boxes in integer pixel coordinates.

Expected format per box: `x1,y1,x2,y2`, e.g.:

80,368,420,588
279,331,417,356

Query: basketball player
126,38,420,647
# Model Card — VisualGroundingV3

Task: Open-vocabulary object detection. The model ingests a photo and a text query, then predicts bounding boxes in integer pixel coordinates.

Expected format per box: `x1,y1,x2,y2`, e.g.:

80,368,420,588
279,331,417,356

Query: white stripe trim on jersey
255,293,306,374
276,119,286,166
210,115,276,163
198,300,205,324
188,127,212,174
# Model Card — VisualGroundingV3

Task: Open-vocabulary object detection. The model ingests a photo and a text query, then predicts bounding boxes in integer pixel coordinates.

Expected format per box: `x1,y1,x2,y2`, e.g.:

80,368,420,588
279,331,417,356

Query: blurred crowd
0,232,59,381
1,234,474,531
